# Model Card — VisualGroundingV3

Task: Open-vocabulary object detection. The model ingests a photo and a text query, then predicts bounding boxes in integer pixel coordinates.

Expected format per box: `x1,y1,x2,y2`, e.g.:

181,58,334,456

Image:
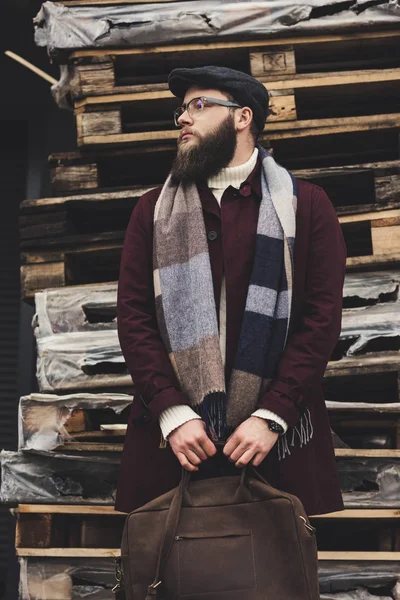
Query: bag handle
145,463,265,599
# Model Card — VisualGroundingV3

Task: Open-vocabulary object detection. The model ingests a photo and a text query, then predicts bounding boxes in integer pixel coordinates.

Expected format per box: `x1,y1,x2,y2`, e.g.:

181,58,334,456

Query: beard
170,113,238,184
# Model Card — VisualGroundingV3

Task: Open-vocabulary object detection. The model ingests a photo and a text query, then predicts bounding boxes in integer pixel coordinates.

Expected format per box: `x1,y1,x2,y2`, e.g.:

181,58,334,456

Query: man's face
170,86,239,183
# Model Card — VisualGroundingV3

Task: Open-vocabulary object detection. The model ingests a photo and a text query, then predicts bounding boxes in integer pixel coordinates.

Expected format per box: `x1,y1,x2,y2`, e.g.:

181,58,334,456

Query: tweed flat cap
168,65,269,132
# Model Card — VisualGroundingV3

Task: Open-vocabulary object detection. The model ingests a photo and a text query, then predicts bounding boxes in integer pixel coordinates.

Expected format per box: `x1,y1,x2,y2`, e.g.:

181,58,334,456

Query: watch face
268,420,284,434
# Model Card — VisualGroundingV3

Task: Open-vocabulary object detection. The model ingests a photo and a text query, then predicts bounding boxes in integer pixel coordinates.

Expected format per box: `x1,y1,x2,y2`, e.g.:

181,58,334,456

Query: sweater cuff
159,405,202,440
251,409,288,434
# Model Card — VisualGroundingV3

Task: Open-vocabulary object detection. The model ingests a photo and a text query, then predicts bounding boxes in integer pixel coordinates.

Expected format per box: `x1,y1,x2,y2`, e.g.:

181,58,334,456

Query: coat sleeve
255,185,347,428
117,190,189,423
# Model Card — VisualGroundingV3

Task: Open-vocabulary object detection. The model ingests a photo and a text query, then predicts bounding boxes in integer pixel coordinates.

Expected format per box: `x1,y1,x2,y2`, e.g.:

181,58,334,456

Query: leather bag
120,465,320,599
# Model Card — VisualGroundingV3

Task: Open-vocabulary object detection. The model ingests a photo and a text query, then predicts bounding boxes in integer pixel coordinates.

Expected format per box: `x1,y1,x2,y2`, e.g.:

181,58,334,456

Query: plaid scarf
154,146,309,458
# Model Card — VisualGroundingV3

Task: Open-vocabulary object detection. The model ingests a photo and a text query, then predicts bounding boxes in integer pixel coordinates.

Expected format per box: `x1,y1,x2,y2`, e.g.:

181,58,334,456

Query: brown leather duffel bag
120,465,320,599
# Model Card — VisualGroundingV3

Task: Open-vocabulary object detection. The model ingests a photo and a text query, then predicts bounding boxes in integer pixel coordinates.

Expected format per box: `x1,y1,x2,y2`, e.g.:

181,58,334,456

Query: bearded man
115,66,346,517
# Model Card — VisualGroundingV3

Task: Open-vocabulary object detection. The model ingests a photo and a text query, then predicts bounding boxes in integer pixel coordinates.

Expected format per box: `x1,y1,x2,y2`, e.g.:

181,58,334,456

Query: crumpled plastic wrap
0,450,119,504
337,457,400,507
35,330,129,391
34,1,400,55
18,392,131,451
319,561,400,597
343,271,400,304
34,285,117,338
340,302,400,356
321,592,393,599
19,557,116,600
33,285,127,391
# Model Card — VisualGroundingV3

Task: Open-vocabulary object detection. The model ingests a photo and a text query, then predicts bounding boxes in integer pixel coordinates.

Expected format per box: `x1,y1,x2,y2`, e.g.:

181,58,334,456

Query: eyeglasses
173,96,243,127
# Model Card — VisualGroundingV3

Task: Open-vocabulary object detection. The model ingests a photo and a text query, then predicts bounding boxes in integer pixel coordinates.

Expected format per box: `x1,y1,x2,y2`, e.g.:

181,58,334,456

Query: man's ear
236,106,253,132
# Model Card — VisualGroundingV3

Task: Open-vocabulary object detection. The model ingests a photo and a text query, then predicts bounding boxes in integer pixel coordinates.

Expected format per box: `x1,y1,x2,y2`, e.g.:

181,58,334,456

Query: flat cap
168,65,269,132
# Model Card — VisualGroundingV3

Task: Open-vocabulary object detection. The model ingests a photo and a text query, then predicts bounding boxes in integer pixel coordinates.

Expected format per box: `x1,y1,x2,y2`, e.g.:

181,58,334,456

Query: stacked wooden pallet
9,19,400,600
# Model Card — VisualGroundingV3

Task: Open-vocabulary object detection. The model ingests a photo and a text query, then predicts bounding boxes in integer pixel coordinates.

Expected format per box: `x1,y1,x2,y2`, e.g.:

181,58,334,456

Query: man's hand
223,416,279,468
168,419,217,472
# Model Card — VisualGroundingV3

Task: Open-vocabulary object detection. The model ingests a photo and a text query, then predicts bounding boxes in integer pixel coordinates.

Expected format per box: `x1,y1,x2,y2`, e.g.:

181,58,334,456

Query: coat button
207,230,218,241
142,412,151,424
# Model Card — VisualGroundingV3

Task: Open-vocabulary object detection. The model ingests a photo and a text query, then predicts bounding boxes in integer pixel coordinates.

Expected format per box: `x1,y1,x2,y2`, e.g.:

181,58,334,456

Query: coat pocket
173,530,257,596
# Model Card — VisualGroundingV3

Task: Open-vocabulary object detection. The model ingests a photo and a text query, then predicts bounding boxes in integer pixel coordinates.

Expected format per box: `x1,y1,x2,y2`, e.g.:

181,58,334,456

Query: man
115,66,346,517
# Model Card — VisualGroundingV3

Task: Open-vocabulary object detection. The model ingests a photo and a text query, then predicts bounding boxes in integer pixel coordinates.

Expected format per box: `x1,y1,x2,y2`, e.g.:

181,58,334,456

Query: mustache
178,129,198,143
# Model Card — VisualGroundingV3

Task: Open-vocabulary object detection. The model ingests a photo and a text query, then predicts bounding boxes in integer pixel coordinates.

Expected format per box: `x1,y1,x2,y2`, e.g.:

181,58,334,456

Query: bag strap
145,468,190,598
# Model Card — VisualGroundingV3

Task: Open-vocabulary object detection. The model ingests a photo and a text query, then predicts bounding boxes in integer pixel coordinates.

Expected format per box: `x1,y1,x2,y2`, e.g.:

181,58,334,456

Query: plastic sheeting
340,302,400,356
34,1,400,55
321,592,393,600
337,457,400,507
0,450,119,504
35,329,130,391
19,558,116,600
34,285,117,338
343,271,400,304
319,561,400,597
18,392,131,451
33,285,125,391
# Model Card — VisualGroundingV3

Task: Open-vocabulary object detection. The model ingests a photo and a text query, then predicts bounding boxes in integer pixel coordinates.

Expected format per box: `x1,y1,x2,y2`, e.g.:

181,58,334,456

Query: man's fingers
251,451,267,467
184,448,202,466
199,435,217,458
229,441,251,463
176,452,199,472
223,435,240,457
235,448,256,468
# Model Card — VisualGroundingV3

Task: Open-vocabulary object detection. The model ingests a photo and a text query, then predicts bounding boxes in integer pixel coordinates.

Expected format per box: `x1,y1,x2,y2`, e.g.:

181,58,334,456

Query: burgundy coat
115,160,347,516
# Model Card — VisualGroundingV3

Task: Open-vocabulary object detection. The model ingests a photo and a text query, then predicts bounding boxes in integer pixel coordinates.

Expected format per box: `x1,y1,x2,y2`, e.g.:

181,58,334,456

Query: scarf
153,145,311,459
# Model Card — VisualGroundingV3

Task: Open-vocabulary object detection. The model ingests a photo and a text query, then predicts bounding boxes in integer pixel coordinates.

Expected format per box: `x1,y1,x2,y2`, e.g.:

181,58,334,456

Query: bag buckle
146,581,162,596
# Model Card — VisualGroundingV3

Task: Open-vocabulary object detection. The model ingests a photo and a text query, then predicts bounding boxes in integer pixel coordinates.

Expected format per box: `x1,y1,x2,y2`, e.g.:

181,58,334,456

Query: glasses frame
173,96,243,127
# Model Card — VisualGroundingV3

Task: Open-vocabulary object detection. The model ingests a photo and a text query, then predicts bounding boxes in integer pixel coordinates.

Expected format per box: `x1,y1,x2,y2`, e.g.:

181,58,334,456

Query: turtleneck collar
207,147,259,192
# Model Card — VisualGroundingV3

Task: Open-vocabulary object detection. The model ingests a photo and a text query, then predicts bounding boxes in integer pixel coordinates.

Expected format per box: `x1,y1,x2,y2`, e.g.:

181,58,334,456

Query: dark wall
0,2,76,598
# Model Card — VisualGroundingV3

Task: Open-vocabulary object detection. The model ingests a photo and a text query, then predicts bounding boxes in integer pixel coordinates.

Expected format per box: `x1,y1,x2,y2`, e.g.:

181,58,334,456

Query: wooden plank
51,163,99,193
335,449,400,458
311,509,400,519
326,353,400,377
73,68,400,105
56,442,124,452
339,208,400,224
76,113,400,147
15,515,52,549
372,225,400,255
16,548,121,557
317,551,400,560
16,548,400,559
69,30,400,60
17,505,126,515
76,110,122,138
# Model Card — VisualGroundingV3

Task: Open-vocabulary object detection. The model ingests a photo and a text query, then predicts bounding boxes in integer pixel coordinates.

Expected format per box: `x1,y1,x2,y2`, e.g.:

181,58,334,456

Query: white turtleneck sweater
159,148,288,440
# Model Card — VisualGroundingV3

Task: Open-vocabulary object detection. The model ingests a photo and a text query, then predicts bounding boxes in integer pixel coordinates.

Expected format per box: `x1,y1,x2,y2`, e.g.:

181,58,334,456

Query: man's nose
177,110,193,127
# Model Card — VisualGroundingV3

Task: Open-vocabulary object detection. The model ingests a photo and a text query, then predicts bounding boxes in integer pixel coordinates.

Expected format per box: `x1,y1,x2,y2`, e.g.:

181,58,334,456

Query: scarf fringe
277,407,314,461
197,392,232,441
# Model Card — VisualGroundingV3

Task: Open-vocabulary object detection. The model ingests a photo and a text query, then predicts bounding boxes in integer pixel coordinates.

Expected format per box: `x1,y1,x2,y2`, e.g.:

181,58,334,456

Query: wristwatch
266,419,285,435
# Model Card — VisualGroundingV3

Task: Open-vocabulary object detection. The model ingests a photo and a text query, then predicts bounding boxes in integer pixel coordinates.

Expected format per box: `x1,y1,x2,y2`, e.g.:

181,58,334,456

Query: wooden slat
311,509,400,519
74,68,400,106
16,548,120,557
70,30,400,60
334,449,400,458
77,113,400,147
56,442,124,452
16,505,400,519
17,504,126,515
318,551,400,561
15,548,400,560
